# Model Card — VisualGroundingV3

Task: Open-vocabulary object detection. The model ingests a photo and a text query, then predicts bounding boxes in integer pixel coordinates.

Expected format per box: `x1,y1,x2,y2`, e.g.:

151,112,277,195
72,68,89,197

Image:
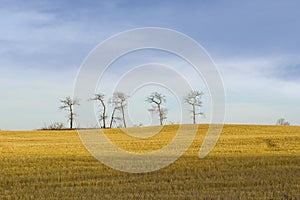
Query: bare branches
56,90,205,129
185,91,203,106
146,92,165,105
110,92,129,128
146,92,168,126
90,93,107,128
59,96,79,129
185,90,204,124
59,97,80,109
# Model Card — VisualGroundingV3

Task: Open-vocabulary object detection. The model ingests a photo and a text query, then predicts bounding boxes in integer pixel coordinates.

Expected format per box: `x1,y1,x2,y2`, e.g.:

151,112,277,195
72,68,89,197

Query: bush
276,118,290,126
41,122,65,130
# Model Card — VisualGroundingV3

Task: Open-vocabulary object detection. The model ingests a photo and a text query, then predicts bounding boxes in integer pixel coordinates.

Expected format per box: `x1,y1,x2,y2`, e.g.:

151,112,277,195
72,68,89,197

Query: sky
0,0,299,130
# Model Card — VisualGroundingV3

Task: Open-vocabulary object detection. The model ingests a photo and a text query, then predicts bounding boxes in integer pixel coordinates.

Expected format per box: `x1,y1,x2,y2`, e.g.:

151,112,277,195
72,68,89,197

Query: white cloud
217,55,300,125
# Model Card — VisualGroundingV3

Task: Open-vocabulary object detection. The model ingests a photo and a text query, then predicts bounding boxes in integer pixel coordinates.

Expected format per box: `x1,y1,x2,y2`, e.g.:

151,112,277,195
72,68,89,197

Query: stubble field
0,124,300,199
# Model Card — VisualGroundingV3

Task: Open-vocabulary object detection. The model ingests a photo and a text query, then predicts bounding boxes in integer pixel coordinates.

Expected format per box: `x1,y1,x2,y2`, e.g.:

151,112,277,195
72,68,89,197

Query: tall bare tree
110,92,129,128
146,92,168,126
59,96,79,129
185,90,204,124
90,93,107,128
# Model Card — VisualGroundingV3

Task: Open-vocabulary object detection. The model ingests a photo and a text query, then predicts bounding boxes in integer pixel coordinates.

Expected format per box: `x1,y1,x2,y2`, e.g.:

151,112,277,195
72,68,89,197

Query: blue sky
0,0,299,129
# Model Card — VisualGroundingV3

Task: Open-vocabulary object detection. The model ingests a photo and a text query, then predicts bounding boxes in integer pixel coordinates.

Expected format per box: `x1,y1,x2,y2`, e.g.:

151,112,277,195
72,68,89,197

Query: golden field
0,124,300,199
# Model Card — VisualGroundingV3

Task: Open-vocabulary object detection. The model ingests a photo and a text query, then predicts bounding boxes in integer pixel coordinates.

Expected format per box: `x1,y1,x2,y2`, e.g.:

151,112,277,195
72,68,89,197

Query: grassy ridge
1,125,300,199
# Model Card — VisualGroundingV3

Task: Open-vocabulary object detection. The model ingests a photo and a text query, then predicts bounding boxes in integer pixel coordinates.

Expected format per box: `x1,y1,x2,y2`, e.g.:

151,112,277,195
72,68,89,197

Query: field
1,124,300,199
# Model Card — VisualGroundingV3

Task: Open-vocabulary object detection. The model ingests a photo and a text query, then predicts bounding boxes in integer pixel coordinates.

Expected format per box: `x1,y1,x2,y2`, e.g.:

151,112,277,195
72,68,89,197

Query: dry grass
1,124,300,199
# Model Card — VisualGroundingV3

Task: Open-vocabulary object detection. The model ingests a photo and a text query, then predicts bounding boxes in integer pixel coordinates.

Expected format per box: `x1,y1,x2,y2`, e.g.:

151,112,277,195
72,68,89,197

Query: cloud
218,55,300,125
0,0,300,129
220,56,300,96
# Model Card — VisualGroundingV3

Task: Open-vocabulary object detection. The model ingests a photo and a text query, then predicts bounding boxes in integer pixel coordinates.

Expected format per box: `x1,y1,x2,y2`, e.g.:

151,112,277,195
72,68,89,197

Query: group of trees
59,90,204,129
54,92,294,130
58,92,294,130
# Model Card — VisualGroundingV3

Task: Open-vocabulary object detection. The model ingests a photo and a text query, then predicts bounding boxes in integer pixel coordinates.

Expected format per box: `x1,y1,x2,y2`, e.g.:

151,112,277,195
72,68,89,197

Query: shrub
41,122,65,130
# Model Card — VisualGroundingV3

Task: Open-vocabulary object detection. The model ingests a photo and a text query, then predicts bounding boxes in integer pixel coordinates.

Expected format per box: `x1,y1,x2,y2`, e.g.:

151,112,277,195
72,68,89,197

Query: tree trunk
158,104,163,126
121,103,126,128
70,105,73,129
110,108,116,128
100,100,106,128
193,104,196,124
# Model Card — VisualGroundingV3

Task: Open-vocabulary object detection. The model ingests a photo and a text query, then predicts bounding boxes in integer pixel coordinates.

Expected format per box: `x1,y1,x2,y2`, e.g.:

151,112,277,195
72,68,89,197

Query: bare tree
110,92,129,128
59,96,79,129
185,90,204,124
90,93,107,128
146,92,168,126
276,118,290,126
